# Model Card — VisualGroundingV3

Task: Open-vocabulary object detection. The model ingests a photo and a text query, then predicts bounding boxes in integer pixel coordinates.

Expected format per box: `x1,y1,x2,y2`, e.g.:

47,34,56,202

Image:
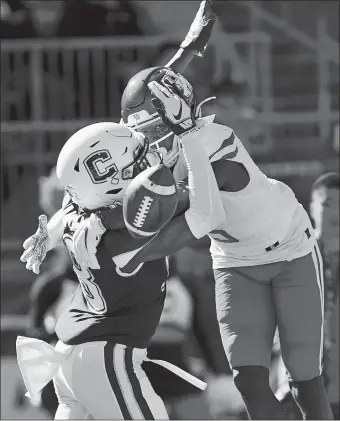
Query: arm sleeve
46,192,83,250
96,204,125,230
206,127,240,163
46,209,64,250
180,130,225,239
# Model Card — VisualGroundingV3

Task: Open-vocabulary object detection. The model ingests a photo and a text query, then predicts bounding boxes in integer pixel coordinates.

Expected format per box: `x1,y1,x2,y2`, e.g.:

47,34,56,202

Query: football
123,164,178,239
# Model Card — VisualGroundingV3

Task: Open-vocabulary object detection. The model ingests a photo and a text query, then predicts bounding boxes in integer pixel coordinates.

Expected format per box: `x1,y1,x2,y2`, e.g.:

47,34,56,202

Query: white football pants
53,341,168,420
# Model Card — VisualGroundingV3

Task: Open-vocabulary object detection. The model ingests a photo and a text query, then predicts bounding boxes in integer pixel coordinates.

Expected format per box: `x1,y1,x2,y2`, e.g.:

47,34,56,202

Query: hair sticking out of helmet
56,123,162,210
121,67,197,168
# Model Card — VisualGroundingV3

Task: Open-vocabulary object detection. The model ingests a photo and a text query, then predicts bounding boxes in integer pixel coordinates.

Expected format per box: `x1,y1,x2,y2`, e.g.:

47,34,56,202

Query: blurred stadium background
1,0,339,419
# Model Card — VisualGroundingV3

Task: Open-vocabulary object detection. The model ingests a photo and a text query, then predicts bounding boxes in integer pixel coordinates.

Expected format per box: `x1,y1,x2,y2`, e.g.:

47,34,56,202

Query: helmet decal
83,150,119,184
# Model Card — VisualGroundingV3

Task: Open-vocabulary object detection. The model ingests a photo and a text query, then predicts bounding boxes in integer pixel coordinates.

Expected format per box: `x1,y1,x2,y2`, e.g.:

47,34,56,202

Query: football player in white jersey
22,67,333,419
118,72,333,420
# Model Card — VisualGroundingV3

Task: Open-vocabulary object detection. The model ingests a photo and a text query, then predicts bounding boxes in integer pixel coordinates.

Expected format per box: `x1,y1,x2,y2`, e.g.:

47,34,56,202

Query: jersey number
210,229,239,243
84,150,118,184
64,235,107,314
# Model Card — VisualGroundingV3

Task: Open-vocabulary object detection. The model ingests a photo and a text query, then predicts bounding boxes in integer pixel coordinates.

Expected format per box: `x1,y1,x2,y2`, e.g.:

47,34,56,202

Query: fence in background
1,31,339,250
1,32,271,168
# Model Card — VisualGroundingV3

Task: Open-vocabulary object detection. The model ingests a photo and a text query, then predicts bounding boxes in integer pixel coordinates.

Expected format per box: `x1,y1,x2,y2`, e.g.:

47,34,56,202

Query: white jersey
173,116,316,268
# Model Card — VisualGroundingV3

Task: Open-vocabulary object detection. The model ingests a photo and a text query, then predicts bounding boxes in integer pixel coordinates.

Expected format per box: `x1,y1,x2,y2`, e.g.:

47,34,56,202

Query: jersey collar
197,114,215,128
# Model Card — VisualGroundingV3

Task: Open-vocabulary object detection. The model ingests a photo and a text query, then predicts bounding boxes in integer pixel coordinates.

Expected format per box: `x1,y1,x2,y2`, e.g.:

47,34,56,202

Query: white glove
147,80,197,138
20,215,50,274
72,213,106,270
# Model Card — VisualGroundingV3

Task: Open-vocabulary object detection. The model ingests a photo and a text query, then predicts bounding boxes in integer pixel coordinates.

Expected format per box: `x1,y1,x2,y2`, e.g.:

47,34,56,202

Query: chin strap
195,96,216,118
162,142,180,168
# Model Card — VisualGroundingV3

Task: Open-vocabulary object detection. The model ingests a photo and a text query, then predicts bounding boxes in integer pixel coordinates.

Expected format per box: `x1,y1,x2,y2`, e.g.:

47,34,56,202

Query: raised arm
164,0,217,74
110,81,225,275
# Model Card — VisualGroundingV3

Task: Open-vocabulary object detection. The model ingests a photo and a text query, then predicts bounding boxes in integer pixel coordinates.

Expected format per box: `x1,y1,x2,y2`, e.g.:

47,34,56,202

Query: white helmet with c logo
56,122,161,210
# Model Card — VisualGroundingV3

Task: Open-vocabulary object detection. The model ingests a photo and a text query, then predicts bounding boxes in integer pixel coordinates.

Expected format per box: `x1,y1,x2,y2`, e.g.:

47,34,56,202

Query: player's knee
288,366,322,382
290,374,325,390
282,346,322,381
233,366,271,398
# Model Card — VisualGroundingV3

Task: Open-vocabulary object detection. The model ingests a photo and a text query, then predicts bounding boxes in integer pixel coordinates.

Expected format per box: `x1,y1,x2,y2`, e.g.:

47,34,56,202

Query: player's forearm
95,205,125,231
117,198,212,270
181,130,225,238
131,213,197,264
165,48,196,74
166,1,217,74
47,209,64,250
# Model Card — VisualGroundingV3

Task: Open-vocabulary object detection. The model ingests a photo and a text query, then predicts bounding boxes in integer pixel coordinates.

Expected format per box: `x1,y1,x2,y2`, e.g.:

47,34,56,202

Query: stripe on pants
109,344,156,419
104,343,132,419
114,345,145,419
125,348,154,420
311,244,325,373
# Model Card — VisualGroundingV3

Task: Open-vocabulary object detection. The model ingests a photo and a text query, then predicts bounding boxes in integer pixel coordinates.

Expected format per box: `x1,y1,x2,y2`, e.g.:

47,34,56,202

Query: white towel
16,336,73,402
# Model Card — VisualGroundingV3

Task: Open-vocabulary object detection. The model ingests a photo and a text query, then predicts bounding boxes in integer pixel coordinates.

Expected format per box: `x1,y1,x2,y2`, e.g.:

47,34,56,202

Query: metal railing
232,0,339,147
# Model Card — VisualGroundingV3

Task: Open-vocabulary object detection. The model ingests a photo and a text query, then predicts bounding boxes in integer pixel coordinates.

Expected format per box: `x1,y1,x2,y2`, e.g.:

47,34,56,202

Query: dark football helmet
121,67,197,168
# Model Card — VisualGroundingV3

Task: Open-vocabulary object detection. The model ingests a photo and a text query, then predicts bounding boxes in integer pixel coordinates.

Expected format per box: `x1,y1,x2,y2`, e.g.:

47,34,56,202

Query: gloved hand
20,215,50,274
148,80,197,138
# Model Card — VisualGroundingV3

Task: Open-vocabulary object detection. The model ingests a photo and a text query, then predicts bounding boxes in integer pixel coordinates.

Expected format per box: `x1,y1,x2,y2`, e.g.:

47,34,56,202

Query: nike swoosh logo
173,101,182,120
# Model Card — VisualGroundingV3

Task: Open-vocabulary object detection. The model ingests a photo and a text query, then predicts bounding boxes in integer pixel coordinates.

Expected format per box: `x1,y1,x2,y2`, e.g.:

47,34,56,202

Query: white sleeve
46,208,64,250
206,126,240,163
180,129,225,239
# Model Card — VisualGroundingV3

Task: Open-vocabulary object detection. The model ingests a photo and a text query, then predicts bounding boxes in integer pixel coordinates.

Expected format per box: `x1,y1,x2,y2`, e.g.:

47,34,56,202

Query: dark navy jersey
29,260,78,342
55,197,168,348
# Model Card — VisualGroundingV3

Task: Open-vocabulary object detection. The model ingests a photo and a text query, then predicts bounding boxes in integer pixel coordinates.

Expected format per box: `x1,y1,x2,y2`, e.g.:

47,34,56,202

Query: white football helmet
56,122,162,210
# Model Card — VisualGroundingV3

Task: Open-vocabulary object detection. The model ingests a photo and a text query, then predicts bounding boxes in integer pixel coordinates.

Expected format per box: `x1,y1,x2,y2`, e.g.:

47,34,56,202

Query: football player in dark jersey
274,172,339,419
17,109,226,419
18,4,222,418
311,172,339,412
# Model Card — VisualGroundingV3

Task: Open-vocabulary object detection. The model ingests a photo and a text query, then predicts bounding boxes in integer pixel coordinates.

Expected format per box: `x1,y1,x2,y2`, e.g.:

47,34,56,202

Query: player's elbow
204,209,225,237
185,206,225,239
